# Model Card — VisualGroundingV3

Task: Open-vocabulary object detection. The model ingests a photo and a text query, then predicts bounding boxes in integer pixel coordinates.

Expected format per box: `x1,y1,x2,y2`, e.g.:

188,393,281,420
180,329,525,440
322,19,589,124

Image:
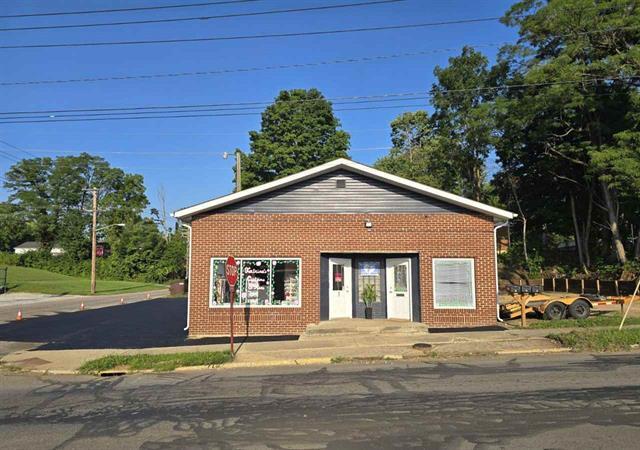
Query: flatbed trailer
501,285,630,321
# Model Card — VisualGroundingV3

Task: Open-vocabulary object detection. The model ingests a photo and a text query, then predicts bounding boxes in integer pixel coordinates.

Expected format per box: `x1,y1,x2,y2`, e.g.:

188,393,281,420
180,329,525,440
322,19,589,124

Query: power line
0,149,20,163
0,92,429,120
0,17,502,49
1,76,635,117
18,146,392,156
0,43,503,87
0,102,430,124
0,1,406,32
0,92,432,115
0,139,39,158
0,0,266,19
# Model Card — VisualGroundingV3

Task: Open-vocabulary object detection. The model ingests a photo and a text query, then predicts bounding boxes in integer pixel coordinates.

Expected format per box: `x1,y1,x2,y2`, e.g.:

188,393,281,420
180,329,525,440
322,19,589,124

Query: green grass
79,351,233,374
523,313,640,329
4,265,164,296
548,328,640,352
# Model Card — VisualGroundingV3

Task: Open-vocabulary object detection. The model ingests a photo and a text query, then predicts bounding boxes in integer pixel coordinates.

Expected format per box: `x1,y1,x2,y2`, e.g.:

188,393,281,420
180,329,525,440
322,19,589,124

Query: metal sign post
225,256,238,354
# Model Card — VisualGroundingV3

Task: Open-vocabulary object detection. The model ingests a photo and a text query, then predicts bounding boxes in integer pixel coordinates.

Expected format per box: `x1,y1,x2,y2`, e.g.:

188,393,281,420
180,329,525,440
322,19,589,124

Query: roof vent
336,179,346,188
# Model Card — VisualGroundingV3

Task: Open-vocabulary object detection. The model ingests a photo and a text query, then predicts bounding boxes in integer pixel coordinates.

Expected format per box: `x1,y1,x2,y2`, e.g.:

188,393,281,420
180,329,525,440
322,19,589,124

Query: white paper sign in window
433,258,476,309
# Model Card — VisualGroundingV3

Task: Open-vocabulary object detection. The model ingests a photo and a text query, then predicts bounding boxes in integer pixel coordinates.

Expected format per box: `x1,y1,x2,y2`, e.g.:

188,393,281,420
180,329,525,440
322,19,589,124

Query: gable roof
172,158,516,221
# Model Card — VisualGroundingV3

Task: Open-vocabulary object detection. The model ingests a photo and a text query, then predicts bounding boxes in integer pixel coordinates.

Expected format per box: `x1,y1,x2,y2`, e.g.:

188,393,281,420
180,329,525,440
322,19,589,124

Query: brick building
173,159,515,337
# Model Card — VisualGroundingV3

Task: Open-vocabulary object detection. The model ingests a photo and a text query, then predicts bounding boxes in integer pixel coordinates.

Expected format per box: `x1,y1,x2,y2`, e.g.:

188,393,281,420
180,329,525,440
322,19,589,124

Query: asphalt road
1,352,640,449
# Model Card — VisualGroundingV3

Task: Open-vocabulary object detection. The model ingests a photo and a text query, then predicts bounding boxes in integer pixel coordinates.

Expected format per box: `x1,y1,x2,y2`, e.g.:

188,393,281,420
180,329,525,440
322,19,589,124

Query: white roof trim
172,158,517,221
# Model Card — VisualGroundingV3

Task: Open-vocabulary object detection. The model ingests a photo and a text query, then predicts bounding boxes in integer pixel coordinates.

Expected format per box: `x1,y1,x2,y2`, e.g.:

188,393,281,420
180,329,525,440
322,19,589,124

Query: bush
498,241,545,279
0,252,20,266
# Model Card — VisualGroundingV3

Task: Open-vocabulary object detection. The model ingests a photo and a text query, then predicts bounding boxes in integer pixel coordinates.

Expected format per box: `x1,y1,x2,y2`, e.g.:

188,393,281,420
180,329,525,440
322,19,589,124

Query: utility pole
223,148,243,193
235,148,242,193
90,187,98,294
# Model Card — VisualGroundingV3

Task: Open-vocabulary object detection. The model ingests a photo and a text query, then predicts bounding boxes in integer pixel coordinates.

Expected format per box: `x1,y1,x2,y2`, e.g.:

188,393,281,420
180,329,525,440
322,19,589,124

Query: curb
496,347,572,355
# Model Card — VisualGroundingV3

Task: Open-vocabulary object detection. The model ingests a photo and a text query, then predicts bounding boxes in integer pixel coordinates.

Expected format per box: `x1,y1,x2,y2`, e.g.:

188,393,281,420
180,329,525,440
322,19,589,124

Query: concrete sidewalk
0,325,567,374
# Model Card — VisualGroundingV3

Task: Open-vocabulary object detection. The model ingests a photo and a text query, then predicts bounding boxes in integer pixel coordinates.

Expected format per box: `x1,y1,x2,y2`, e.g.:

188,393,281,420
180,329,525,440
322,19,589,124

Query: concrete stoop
301,318,429,340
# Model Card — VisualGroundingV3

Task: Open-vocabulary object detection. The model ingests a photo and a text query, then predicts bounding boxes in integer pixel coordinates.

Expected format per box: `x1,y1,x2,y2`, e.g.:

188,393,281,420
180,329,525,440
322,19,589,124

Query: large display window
210,258,301,307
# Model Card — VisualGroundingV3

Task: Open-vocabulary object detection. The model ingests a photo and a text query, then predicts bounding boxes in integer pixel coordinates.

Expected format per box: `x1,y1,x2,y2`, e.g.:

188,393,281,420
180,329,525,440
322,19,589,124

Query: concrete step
302,319,429,339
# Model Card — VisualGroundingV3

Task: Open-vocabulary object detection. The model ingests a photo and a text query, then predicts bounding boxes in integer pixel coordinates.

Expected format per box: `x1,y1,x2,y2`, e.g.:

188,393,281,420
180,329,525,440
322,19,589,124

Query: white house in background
13,241,65,256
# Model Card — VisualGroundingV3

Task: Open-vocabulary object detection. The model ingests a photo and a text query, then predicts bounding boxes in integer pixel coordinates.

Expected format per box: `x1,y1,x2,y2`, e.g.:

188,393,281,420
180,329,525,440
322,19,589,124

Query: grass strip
79,351,232,374
524,313,640,329
5,265,164,295
548,328,640,352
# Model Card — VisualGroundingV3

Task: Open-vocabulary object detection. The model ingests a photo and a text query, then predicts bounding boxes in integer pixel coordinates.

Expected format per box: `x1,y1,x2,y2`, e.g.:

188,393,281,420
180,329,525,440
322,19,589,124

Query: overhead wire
0,0,267,19
0,17,502,49
0,1,407,32
0,43,503,87
0,76,636,121
0,139,39,158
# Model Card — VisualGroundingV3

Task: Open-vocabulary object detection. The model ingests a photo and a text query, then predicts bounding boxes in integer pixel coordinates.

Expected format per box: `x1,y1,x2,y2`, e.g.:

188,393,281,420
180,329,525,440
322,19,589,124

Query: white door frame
386,257,412,321
329,257,352,319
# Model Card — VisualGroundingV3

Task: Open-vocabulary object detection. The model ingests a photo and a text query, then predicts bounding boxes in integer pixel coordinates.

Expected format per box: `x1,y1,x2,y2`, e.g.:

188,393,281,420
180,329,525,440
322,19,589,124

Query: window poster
242,259,270,305
359,261,380,277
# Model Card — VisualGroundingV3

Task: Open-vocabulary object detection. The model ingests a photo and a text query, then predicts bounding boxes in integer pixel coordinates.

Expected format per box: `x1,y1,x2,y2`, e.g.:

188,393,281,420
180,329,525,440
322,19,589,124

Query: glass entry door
329,257,352,319
386,258,412,320
355,258,386,319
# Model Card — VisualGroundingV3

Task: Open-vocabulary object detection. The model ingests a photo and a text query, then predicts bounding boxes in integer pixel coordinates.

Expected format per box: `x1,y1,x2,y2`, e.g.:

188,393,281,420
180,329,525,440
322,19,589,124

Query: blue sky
0,0,518,219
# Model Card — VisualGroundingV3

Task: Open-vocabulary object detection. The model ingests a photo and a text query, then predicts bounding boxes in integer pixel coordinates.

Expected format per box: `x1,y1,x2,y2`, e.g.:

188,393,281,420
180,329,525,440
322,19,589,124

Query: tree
431,46,498,201
0,202,31,252
3,153,149,259
496,0,640,264
374,111,463,193
240,89,350,189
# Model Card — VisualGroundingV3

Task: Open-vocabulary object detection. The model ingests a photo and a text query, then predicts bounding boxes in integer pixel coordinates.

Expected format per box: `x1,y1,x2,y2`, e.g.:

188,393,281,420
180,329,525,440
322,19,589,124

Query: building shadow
0,298,297,351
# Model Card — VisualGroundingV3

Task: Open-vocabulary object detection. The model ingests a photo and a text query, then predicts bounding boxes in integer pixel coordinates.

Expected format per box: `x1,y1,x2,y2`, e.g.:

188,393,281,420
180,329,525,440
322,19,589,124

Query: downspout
494,221,509,322
180,222,193,331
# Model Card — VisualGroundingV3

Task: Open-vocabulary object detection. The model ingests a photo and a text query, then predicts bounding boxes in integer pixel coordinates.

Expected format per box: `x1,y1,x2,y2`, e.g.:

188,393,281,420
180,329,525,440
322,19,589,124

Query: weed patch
523,314,640,329
79,351,232,374
548,328,640,352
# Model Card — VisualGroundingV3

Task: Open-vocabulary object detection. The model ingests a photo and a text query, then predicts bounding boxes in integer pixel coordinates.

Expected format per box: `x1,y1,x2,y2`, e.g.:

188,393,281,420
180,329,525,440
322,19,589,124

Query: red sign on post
225,256,238,355
225,256,238,286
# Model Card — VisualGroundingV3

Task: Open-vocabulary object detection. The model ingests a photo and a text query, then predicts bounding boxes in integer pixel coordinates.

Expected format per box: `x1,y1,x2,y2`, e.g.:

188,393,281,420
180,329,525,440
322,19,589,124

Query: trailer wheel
544,302,566,321
568,300,591,320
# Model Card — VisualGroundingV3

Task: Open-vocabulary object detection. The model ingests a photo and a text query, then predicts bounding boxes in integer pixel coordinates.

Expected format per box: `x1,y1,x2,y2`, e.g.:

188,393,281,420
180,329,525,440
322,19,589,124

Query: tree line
2,0,638,282
0,153,186,283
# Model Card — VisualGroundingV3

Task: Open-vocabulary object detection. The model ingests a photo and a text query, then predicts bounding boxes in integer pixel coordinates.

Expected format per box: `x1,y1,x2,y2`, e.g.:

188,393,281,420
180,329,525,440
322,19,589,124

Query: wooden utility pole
235,148,242,193
90,187,98,294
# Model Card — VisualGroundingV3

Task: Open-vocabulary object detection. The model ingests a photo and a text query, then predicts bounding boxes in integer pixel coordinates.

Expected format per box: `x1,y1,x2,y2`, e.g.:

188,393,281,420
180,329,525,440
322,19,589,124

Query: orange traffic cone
80,302,85,311
16,309,22,321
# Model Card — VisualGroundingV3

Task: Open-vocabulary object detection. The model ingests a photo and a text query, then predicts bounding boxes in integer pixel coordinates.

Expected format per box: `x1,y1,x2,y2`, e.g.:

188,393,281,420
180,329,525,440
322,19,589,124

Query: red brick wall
188,212,497,337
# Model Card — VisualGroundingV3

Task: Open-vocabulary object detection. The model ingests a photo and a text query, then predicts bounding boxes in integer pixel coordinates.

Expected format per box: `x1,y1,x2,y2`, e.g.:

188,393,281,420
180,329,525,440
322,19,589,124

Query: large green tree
240,89,350,189
374,111,463,193
431,46,498,202
495,0,640,266
3,153,148,258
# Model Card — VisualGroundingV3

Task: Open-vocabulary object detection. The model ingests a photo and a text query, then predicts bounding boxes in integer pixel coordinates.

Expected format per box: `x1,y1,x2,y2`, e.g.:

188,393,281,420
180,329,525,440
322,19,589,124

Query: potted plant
362,284,377,319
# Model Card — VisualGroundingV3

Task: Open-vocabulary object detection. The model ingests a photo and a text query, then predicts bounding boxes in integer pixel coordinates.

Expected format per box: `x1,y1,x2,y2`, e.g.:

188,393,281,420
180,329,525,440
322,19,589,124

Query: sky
0,0,519,221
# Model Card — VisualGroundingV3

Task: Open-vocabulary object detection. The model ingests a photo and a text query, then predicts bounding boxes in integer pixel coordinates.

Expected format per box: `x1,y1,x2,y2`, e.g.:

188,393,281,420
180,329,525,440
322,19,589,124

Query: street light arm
95,223,125,232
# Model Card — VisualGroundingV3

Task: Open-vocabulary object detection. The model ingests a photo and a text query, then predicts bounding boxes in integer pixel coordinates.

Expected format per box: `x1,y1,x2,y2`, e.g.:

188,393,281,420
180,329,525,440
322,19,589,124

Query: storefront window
433,258,476,309
210,258,301,307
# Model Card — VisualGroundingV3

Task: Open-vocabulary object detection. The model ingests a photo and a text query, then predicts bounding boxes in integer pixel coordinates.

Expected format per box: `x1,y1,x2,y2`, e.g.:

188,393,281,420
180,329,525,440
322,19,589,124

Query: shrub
0,252,20,266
